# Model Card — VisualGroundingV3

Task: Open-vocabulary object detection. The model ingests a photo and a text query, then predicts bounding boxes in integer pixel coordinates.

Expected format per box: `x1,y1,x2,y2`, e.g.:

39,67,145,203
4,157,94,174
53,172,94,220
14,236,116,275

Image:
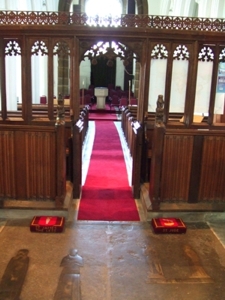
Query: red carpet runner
78,121,140,221
89,104,118,121
89,113,117,121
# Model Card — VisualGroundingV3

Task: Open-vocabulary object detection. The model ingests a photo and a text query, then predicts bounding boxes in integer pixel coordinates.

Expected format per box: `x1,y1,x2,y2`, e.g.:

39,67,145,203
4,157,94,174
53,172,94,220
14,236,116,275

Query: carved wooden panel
25,131,56,200
161,134,193,202
198,136,225,201
0,11,224,32
0,131,16,198
0,127,57,201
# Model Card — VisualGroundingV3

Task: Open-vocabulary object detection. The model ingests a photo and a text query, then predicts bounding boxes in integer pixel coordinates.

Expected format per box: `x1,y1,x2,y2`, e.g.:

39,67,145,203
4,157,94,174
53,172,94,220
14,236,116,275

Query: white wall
147,0,225,18
115,58,125,89
80,58,91,89
0,0,58,11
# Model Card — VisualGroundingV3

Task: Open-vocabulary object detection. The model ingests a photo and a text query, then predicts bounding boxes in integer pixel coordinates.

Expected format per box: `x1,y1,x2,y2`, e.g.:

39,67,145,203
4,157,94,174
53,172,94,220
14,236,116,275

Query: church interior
1,0,225,299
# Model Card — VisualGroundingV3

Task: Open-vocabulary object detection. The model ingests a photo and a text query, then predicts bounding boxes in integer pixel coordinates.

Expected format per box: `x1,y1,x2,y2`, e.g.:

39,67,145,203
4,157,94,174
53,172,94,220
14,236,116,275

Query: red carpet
89,113,118,121
89,104,118,121
90,103,112,110
78,121,140,221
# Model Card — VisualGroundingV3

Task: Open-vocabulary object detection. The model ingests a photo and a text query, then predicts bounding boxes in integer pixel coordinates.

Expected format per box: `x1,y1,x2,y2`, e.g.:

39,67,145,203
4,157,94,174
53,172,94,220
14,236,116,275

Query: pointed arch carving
79,39,142,65
53,41,70,57
173,44,190,61
31,40,48,56
151,43,168,59
198,45,214,62
5,40,21,56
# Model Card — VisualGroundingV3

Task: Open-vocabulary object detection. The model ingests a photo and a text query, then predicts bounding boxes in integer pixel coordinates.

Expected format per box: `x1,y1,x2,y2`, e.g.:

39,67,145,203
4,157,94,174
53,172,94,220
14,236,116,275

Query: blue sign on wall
217,62,225,93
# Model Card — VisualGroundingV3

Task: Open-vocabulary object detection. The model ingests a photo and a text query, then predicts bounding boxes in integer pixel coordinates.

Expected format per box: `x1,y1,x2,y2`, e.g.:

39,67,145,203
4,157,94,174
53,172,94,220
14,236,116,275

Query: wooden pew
1,103,75,206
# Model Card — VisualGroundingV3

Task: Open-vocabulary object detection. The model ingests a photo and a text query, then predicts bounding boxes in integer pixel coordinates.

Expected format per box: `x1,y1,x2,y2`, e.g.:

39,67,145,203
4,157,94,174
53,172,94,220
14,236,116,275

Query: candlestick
82,88,84,106
128,80,131,105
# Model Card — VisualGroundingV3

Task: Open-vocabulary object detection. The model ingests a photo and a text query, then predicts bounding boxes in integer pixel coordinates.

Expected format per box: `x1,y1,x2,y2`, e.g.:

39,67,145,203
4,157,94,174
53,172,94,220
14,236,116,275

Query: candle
128,81,131,105
82,88,84,105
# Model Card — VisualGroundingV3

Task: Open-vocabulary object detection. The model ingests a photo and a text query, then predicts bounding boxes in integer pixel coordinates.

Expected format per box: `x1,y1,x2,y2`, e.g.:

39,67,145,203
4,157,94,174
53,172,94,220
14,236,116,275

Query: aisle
78,121,140,221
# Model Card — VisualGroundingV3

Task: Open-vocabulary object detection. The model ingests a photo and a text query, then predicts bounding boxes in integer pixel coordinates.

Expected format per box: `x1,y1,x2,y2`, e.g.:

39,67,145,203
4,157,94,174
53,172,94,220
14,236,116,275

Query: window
85,0,122,18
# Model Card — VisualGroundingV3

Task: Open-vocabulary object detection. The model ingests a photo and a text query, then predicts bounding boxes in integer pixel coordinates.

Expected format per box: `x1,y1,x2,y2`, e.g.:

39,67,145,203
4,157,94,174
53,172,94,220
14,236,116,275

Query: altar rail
0,11,225,32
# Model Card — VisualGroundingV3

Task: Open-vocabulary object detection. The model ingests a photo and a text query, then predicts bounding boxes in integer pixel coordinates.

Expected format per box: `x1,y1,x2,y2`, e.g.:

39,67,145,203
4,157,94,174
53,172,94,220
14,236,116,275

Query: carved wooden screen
169,44,189,114
53,41,71,100
4,39,22,121
215,47,225,121
194,46,214,120
148,43,168,112
31,40,48,111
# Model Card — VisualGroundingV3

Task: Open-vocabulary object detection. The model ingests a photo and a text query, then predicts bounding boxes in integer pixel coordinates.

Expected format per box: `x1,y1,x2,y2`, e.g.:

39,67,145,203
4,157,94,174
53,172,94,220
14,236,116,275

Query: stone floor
1,218,225,300
1,120,225,299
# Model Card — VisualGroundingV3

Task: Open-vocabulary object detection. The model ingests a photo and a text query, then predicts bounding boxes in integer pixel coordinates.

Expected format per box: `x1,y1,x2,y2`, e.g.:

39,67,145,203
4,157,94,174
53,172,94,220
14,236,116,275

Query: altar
94,87,108,109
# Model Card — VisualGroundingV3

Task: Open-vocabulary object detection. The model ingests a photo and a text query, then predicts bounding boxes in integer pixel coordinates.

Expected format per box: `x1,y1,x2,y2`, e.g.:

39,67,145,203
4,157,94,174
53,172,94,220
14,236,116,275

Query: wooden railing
0,11,225,32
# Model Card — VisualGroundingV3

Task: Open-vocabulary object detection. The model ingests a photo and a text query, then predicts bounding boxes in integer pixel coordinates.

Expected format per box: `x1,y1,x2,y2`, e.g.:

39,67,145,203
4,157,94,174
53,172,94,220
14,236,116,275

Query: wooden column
72,36,80,121
163,43,173,124
72,36,82,199
0,38,7,121
48,39,54,121
183,41,198,126
137,39,149,123
58,56,69,97
21,35,27,121
25,38,33,124
208,45,220,125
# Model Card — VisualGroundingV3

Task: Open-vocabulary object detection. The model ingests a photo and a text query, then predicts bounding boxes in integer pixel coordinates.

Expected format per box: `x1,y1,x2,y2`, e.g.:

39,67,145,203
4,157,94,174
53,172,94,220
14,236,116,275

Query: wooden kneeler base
151,218,187,234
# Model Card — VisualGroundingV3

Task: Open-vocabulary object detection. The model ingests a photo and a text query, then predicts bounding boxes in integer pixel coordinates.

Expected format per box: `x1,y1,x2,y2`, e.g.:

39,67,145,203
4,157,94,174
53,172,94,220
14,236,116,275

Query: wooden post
55,95,66,208
73,120,83,199
132,122,143,198
0,39,7,121
128,80,131,105
149,95,165,210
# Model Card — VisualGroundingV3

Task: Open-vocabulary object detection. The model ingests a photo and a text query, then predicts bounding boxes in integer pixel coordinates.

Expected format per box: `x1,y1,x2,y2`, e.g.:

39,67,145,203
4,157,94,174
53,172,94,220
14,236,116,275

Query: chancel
1,0,225,299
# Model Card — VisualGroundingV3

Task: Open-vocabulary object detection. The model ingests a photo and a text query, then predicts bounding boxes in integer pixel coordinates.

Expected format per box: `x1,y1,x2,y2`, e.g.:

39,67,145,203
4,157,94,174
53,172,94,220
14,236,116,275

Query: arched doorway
78,38,141,191
79,40,138,93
